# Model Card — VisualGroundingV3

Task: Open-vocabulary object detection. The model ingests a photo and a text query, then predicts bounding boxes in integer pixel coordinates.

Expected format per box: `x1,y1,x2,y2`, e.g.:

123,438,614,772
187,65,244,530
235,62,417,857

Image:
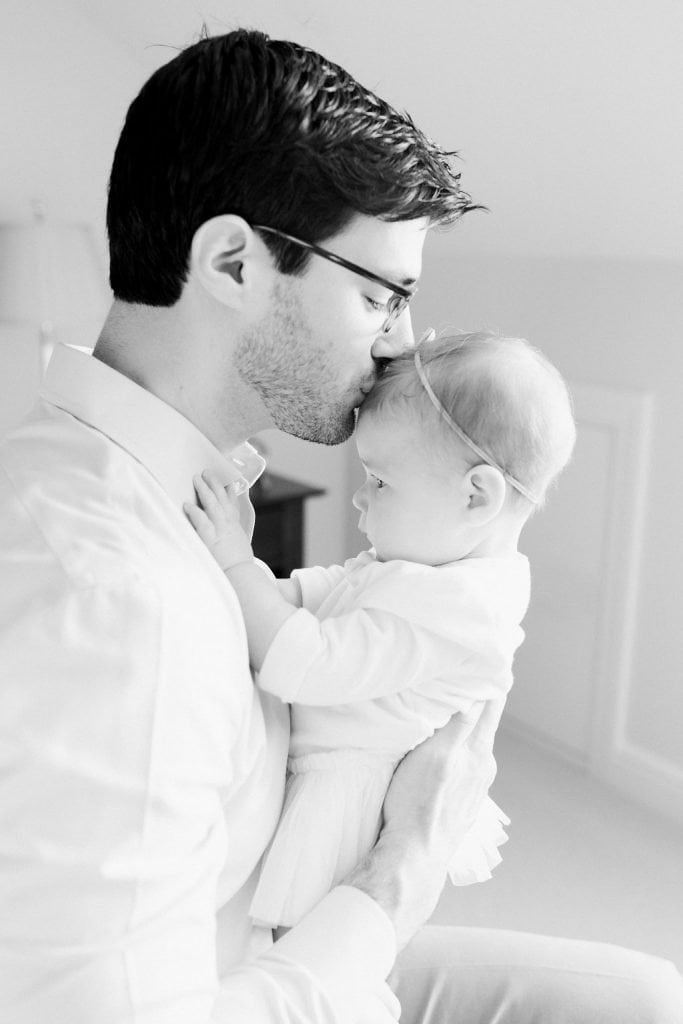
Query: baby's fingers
191,474,217,517
192,473,228,520
200,471,243,514
183,501,215,543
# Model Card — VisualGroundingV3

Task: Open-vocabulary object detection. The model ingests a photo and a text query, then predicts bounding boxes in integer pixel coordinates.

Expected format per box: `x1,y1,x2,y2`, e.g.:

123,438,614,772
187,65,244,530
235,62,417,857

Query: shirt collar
41,344,266,511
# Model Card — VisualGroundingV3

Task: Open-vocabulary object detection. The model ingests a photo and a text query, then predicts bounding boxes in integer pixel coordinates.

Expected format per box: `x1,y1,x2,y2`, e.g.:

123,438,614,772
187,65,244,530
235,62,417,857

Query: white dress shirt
0,345,397,1024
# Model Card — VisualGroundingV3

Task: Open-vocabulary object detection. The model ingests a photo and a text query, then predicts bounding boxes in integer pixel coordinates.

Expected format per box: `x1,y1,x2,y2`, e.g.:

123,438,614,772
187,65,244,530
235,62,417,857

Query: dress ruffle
249,749,509,928
249,750,396,928
447,796,510,885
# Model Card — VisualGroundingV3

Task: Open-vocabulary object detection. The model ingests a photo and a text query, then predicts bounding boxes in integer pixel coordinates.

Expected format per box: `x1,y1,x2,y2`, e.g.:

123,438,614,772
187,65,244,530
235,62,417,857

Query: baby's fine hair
364,332,576,508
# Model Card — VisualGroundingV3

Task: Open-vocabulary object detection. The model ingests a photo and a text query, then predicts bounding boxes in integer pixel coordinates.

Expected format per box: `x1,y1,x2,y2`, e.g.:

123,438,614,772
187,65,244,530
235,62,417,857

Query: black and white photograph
1,2,682,1021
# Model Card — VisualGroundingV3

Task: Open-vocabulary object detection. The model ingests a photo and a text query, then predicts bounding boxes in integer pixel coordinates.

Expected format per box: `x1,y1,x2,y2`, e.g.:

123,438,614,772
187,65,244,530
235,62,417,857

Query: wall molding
513,382,682,826
570,383,653,774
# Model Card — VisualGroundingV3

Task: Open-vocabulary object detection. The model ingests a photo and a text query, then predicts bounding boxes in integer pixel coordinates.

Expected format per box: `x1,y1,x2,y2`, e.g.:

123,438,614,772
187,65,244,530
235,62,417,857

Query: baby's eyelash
372,475,385,489
365,296,386,313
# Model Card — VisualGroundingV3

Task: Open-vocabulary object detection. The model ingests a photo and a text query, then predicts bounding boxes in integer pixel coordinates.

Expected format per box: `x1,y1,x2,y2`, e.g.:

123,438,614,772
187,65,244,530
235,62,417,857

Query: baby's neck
464,514,524,560
465,533,519,559
427,529,519,566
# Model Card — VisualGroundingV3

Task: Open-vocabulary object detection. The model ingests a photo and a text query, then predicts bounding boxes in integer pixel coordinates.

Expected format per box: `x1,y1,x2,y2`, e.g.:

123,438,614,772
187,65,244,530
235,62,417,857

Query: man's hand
184,471,254,571
346,702,501,949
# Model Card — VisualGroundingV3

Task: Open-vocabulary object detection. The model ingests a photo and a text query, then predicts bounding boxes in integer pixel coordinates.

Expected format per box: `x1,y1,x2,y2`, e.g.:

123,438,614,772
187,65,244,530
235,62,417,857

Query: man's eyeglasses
253,225,417,333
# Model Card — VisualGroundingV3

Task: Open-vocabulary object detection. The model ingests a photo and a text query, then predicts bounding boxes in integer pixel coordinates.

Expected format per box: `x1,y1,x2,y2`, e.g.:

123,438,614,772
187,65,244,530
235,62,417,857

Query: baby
185,331,576,929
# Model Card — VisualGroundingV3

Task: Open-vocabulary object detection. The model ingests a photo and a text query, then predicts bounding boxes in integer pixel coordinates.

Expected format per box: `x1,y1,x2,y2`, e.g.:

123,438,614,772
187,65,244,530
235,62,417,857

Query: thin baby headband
413,348,540,505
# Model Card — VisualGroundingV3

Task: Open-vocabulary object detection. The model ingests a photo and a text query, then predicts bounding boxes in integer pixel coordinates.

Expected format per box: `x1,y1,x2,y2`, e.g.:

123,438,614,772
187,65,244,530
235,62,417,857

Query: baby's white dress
248,549,531,928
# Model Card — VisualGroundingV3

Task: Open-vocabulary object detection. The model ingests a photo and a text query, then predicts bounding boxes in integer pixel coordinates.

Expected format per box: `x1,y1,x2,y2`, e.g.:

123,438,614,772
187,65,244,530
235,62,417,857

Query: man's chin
268,388,358,445
284,414,355,446
313,403,357,445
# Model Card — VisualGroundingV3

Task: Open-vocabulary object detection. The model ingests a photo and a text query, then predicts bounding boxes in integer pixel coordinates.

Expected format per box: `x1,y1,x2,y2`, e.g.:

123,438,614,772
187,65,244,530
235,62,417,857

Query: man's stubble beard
235,280,358,446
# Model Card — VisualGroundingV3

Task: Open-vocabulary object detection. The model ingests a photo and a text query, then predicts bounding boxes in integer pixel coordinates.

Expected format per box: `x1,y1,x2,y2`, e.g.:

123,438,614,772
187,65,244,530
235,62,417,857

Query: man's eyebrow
373,266,418,289
372,273,417,293
354,258,418,291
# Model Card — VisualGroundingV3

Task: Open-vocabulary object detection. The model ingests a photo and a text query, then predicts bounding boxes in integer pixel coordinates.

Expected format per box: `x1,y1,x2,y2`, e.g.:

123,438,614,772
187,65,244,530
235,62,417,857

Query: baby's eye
372,474,386,489
365,296,387,313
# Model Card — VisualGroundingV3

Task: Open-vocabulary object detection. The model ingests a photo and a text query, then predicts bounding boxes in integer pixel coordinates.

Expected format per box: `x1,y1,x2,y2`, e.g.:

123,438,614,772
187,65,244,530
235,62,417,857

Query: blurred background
1,0,682,967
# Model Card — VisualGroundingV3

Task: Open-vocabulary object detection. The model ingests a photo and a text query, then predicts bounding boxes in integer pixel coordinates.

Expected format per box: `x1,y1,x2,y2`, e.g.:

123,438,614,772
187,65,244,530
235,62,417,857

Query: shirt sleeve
213,888,399,1023
0,560,398,1024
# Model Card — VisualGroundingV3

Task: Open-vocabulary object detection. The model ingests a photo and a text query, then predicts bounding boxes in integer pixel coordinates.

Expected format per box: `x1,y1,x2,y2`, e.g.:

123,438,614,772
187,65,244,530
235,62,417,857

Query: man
0,28,680,1023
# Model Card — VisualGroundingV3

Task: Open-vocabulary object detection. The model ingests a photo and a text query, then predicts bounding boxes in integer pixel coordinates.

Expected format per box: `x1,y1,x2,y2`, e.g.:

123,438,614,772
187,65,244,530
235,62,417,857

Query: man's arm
214,889,400,1022
0,541,399,1024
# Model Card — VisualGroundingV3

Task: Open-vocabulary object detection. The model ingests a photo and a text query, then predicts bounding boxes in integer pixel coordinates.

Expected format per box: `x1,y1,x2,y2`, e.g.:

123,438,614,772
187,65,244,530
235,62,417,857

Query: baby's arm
184,472,300,669
186,475,494,709
276,577,303,606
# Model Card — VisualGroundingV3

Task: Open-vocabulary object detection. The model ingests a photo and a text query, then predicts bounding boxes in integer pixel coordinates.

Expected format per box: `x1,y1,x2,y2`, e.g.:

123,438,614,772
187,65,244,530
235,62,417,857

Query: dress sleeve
290,563,349,613
257,605,500,705
258,560,518,707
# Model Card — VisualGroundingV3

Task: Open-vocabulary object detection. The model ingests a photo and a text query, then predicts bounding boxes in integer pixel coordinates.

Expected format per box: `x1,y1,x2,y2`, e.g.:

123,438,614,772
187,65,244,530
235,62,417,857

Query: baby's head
353,332,576,564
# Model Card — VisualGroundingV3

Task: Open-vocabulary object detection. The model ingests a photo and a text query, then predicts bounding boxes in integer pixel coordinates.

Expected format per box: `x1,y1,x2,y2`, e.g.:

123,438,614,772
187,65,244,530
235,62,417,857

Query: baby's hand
184,471,254,571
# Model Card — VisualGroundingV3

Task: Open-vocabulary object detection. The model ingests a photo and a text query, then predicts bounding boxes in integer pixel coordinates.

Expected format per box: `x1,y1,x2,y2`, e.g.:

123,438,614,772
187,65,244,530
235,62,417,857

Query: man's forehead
331,213,428,280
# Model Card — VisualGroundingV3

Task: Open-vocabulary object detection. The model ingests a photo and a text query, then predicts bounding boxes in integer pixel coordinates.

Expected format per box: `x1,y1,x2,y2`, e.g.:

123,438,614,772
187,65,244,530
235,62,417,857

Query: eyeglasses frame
253,224,417,333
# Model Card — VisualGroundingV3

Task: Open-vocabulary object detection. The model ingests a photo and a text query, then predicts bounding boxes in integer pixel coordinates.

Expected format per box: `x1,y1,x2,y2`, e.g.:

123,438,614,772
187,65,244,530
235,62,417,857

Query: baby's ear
464,464,507,522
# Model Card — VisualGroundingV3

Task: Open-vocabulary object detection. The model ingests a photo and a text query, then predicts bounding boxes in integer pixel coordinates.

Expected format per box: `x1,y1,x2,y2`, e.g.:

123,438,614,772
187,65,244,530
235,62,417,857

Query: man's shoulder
0,403,181,588
1,399,135,497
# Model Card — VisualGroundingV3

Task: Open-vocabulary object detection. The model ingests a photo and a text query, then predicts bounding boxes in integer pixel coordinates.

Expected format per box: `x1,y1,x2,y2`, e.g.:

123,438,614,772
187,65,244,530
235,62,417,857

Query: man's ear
464,464,507,523
190,215,258,308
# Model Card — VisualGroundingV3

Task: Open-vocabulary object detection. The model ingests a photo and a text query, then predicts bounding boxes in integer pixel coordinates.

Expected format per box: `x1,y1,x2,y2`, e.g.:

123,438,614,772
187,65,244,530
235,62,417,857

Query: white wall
0,0,141,433
0,0,145,251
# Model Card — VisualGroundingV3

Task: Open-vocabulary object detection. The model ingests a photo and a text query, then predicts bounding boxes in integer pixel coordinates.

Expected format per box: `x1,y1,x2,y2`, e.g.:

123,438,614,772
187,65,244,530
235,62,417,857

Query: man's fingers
408,705,481,773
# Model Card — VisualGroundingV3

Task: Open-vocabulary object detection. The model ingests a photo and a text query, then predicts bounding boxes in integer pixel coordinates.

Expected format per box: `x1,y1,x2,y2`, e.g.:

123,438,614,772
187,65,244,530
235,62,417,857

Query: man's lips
359,375,377,397
354,385,373,409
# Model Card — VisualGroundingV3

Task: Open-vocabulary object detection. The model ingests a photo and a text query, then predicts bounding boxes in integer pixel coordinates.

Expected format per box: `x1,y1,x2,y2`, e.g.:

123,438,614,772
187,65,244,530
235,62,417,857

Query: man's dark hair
107,28,479,305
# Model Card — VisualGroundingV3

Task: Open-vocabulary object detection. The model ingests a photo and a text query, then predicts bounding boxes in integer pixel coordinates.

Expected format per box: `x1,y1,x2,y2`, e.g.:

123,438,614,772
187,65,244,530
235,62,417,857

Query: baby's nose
352,485,367,512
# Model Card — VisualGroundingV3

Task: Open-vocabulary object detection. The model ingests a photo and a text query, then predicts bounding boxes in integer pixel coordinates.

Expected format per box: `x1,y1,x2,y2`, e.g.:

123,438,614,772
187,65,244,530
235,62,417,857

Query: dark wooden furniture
251,472,325,577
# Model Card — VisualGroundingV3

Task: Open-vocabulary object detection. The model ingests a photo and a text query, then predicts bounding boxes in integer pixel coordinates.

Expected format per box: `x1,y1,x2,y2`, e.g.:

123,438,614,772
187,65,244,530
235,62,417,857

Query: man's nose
370,308,415,364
